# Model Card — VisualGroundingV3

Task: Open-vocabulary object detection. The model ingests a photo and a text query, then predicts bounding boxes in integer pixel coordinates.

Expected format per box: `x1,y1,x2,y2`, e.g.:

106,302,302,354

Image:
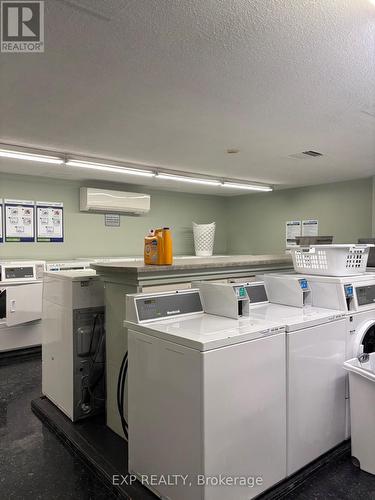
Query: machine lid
124,314,285,351
249,303,345,332
44,269,97,280
293,273,375,284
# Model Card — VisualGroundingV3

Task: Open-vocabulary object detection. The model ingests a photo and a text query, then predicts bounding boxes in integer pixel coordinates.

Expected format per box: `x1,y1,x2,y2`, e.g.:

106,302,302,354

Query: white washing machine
0,260,45,352
291,273,375,438
243,280,346,476
124,285,287,500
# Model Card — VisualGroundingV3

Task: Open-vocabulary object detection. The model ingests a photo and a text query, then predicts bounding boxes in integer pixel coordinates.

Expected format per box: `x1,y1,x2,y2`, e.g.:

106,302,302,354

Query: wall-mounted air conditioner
80,187,150,215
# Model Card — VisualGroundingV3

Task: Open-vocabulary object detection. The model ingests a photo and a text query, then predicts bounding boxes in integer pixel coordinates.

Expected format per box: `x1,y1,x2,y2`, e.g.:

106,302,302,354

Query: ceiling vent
302,150,323,157
289,150,324,160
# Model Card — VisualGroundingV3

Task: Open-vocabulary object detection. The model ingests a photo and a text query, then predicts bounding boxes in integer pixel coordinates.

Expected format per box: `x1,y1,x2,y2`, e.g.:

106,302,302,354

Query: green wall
0,173,226,260
225,178,373,254
0,173,373,260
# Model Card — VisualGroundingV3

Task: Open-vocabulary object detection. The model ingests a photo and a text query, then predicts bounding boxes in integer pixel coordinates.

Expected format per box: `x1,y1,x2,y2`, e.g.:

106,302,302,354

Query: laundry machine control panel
135,291,203,322
355,284,375,306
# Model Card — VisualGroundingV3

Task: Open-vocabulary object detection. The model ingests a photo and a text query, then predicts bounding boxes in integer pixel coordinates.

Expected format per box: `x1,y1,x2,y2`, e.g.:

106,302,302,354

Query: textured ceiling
0,0,374,192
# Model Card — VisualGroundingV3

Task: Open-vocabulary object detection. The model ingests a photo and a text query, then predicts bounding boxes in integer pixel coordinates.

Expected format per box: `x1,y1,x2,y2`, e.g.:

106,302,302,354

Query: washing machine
0,260,45,352
124,284,287,500
242,279,346,476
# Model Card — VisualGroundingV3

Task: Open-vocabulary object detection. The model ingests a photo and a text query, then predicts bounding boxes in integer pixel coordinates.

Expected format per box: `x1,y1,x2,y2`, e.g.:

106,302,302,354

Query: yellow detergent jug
144,228,162,265
144,228,173,265
162,227,173,265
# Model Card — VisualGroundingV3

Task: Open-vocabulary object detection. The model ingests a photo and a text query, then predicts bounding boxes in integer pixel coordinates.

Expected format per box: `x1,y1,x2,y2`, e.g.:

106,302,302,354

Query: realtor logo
1,1,44,52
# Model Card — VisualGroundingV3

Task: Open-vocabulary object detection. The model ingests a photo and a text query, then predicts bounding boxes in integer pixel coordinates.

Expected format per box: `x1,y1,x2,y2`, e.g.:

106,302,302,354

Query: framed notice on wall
4,199,35,242
302,219,319,237
286,220,301,247
36,201,64,242
0,200,3,243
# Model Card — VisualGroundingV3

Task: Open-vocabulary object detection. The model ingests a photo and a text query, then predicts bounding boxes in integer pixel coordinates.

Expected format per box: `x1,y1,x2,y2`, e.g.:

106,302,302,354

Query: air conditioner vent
80,187,150,215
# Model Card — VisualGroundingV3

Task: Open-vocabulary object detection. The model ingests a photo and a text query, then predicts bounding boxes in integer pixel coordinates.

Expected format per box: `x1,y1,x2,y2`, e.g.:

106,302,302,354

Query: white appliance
45,260,92,271
290,273,375,438
42,270,105,421
124,287,287,500
80,187,150,215
77,256,141,264
244,280,346,476
0,260,45,352
344,353,375,475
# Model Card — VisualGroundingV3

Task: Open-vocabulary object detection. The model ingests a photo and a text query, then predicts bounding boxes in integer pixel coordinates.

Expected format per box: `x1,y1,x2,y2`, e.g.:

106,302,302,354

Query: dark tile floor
1,356,375,500
0,356,116,500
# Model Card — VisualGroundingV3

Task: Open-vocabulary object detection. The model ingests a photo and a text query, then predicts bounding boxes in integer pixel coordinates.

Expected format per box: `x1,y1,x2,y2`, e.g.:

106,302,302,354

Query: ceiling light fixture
0,144,273,193
66,159,155,177
222,182,273,192
157,173,221,186
0,149,64,164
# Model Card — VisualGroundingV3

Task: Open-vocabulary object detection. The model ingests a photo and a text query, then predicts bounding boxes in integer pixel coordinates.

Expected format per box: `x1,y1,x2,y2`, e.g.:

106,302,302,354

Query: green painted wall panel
225,178,373,254
0,173,372,260
0,173,226,260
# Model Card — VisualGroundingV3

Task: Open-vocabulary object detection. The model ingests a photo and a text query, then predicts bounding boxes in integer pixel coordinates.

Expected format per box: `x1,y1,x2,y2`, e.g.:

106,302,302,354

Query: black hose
117,351,128,440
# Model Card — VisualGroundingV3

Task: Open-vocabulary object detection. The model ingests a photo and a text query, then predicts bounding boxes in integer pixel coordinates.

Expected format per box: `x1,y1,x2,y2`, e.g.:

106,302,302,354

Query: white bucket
193,222,216,257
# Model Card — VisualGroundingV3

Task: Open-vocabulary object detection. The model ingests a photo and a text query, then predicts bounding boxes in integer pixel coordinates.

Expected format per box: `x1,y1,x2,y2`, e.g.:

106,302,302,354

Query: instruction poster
36,201,64,242
0,200,3,243
286,220,301,247
4,199,35,242
302,219,319,237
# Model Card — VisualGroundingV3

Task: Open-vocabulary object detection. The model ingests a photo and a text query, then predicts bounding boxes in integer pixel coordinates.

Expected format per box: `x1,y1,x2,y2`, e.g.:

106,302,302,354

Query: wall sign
36,201,64,242
4,199,35,242
105,214,120,227
302,219,319,237
286,220,301,247
0,200,3,243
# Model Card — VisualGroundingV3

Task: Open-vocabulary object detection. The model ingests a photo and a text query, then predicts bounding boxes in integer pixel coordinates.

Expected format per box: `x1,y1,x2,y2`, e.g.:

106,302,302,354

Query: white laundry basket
193,222,216,257
344,353,375,475
291,244,372,276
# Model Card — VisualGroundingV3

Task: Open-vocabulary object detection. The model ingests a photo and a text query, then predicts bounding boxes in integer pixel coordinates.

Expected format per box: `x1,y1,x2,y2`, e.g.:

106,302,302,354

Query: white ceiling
0,0,374,194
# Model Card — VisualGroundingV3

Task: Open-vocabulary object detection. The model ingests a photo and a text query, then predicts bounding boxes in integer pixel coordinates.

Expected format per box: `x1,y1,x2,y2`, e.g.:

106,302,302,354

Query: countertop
92,254,292,273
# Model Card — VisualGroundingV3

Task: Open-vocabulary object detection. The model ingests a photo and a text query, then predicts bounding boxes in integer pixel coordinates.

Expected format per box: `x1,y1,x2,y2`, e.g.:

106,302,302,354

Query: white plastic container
193,222,216,256
344,353,375,475
291,244,371,276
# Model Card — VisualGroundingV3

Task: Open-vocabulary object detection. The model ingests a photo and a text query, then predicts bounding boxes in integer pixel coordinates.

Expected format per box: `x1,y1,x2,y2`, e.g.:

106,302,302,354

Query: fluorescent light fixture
222,182,273,192
157,173,221,186
66,160,154,177
0,149,64,164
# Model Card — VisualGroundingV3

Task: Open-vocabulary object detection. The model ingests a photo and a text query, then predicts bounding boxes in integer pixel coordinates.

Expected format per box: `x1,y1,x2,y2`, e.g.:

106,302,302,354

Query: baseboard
0,345,41,365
